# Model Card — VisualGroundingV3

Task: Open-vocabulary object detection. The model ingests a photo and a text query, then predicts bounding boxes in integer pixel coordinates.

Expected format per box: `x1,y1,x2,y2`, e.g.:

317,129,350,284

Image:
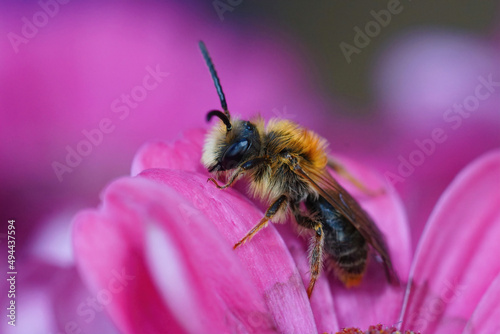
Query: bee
198,41,398,298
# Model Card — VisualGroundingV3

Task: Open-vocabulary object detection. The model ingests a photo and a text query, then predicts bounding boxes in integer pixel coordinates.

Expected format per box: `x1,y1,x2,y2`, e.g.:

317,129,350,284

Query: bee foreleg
208,157,269,189
233,194,287,250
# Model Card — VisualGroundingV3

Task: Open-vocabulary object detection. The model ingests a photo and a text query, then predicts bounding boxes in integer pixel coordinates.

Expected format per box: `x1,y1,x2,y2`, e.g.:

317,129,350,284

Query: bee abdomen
328,236,368,286
306,196,368,286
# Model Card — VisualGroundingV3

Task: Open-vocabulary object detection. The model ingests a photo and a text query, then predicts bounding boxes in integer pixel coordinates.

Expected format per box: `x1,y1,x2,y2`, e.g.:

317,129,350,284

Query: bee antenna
199,41,230,119
206,110,232,132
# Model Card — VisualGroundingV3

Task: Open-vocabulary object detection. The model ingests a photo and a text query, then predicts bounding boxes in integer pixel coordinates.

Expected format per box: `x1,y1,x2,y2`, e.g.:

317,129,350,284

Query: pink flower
72,129,500,333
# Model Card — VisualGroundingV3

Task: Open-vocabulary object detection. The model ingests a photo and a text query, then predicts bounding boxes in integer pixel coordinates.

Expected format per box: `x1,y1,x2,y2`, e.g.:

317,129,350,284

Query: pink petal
462,272,500,334
139,169,317,333
138,182,277,333
74,203,181,332
400,150,500,333
73,171,318,333
131,128,206,176
324,156,412,329
73,176,281,333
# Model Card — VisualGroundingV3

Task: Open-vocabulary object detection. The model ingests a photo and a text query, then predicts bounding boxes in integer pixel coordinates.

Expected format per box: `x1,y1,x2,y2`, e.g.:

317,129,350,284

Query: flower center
334,324,419,334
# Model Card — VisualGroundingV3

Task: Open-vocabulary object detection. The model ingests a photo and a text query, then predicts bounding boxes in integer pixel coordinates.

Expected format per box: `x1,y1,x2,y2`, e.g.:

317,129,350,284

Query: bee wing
293,162,399,284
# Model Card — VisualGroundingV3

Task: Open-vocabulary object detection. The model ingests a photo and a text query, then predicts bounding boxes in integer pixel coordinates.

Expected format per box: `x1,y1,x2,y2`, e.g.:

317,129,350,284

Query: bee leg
207,176,235,189
307,224,324,298
327,157,382,196
233,194,287,249
208,157,269,189
291,204,324,298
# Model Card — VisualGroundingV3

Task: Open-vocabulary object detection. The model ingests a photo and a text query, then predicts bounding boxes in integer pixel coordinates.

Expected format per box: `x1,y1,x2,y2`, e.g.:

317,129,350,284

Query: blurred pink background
0,0,498,333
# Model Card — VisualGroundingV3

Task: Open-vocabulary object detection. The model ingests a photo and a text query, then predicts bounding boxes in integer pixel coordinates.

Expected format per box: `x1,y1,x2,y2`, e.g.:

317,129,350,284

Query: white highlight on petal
144,220,202,333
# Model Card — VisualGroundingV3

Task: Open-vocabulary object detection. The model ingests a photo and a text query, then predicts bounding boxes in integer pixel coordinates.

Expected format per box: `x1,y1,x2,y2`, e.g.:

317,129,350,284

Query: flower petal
400,150,500,333
73,187,183,333
131,128,206,176
138,168,318,333
139,181,277,333
73,176,278,333
74,170,319,333
462,272,500,334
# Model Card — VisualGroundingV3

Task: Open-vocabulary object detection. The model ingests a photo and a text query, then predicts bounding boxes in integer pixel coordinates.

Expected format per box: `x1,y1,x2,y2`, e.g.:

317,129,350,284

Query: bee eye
225,139,249,158
221,139,250,170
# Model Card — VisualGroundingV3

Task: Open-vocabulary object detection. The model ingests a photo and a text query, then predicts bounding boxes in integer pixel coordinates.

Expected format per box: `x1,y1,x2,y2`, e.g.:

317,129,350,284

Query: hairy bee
198,41,398,298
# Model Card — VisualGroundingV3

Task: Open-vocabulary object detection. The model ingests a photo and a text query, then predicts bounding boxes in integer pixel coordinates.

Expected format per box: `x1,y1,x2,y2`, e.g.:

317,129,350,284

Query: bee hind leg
291,203,324,298
307,224,324,298
233,194,287,249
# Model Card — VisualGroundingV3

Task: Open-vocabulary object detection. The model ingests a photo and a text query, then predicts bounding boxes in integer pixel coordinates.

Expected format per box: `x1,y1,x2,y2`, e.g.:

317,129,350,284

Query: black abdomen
306,196,368,285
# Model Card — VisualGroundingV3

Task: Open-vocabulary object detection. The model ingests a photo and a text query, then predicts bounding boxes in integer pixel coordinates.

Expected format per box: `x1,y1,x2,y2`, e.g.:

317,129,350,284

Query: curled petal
400,150,500,333
139,169,318,333
131,128,206,176
74,169,319,333
73,176,278,333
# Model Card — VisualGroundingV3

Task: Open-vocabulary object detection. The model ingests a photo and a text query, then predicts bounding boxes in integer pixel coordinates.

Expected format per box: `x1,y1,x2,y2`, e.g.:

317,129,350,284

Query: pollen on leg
334,324,420,334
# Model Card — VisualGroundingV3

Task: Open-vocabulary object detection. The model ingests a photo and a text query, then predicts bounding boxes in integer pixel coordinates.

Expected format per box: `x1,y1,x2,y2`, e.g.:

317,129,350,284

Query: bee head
202,118,261,172
199,41,261,172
